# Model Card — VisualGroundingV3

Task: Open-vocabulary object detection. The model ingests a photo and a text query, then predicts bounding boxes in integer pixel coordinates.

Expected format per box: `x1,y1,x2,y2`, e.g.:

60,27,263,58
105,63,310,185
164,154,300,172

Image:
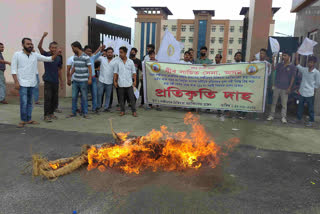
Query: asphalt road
1,124,320,214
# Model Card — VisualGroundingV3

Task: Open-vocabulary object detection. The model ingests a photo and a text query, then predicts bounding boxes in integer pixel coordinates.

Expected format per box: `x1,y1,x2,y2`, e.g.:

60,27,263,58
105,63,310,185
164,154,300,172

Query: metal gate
88,17,131,52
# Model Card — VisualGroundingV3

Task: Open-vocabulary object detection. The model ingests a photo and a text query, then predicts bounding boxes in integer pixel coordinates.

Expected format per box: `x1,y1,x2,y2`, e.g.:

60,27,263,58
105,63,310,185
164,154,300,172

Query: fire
49,162,68,170
87,113,239,174
49,163,59,170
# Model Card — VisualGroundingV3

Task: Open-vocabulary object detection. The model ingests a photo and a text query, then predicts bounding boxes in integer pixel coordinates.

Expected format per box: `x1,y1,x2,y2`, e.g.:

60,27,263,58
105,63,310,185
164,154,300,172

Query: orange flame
49,163,60,170
49,162,68,170
87,113,239,174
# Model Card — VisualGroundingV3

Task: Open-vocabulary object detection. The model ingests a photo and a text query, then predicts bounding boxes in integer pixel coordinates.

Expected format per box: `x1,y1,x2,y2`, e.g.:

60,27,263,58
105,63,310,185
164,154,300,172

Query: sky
96,0,296,41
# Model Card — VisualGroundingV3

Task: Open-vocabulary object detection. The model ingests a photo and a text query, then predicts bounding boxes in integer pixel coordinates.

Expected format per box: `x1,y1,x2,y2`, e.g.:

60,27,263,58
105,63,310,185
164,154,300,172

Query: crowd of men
0,33,319,128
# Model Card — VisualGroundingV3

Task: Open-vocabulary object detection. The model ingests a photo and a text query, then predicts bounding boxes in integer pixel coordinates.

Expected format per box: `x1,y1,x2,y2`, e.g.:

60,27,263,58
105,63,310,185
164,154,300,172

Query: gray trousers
0,71,6,101
270,87,288,118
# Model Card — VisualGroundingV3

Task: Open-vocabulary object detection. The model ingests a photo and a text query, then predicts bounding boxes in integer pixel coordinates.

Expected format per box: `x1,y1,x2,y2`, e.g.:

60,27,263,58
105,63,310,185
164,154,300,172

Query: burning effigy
32,113,239,179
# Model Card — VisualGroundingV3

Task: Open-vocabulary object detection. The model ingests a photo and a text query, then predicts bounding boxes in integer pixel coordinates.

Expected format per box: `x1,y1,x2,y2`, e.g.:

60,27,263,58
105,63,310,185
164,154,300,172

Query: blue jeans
90,77,98,111
19,86,34,122
0,71,6,101
72,81,88,115
33,74,40,103
97,81,113,110
297,95,314,122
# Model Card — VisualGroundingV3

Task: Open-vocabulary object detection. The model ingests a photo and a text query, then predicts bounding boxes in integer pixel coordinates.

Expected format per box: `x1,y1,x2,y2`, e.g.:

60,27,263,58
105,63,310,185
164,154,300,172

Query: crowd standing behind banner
0,33,319,128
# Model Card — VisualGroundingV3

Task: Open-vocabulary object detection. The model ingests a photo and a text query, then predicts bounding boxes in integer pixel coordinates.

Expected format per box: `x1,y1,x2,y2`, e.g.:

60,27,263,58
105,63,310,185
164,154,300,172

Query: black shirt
131,57,142,86
42,51,63,83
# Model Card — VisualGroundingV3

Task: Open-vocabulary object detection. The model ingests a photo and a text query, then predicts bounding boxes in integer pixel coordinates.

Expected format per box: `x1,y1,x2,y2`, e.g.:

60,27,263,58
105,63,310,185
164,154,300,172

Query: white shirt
253,60,271,76
66,56,75,81
97,56,117,85
11,51,53,87
114,57,136,87
179,60,192,64
297,65,320,97
144,55,150,62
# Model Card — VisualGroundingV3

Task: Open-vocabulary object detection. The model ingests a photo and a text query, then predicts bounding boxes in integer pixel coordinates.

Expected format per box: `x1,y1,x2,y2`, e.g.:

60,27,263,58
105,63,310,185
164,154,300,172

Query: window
238,38,242,44
239,26,243,33
228,49,233,55
172,25,177,31
219,37,223,44
189,37,193,43
212,25,216,32
309,30,318,41
227,60,232,63
218,49,222,55
181,25,186,32
181,36,186,43
230,26,234,32
211,37,215,44
189,25,194,32
210,49,215,55
220,25,224,32
163,25,168,31
229,37,234,44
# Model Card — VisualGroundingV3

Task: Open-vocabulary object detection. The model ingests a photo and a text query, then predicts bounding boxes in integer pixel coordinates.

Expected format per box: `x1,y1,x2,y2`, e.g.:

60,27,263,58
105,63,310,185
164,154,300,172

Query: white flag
103,36,116,50
156,29,182,63
269,37,280,54
297,37,318,56
114,38,132,57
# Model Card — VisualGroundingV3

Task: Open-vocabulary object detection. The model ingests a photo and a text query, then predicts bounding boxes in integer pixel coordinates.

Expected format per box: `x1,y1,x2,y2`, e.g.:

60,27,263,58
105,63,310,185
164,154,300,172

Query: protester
143,44,155,61
113,46,137,117
188,48,195,64
294,54,320,126
195,46,212,65
253,48,272,76
214,54,222,65
38,32,63,122
130,48,142,89
234,51,244,63
0,42,11,104
232,52,248,119
179,51,192,64
84,45,104,113
214,53,223,116
142,50,162,111
11,38,61,128
267,51,297,124
97,47,116,112
68,41,92,119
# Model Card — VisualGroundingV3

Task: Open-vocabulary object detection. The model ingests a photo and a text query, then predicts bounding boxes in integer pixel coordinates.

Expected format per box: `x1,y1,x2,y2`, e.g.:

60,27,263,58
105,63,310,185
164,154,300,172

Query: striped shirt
73,53,91,82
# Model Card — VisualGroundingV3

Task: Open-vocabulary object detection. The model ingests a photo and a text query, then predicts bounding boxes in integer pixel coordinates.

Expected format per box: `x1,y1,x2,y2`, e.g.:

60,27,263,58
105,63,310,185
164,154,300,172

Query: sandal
54,109,63,113
132,112,137,117
66,114,76,118
27,120,39,125
44,116,53,123
17,122,26,128
120,112,125,116
50,115,58,120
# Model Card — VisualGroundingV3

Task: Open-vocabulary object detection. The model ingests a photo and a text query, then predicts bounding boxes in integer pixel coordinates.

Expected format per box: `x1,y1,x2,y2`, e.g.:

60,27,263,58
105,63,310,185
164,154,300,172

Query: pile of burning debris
32,113,239,179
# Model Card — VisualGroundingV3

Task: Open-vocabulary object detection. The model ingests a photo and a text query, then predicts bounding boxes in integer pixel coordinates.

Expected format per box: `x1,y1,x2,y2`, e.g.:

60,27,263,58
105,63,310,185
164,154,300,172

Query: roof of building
193,10,215,16
132,6,173,15
239,7,280,15
96,3,106,15
291,0,318,12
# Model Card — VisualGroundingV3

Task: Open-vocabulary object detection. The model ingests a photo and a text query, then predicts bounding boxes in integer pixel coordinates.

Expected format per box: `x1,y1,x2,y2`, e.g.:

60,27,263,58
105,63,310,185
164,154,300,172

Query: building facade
0,0,105,97
291,0,320,116
133,7,275,63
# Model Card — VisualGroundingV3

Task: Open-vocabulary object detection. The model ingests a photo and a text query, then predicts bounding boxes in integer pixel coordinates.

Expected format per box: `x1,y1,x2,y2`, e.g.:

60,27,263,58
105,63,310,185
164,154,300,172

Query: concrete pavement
1,97,320,213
